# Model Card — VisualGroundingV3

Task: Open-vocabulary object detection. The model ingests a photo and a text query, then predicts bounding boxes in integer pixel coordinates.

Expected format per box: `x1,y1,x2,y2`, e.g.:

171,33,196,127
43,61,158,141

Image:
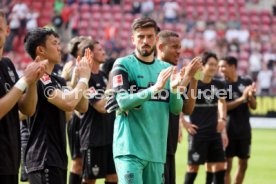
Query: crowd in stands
1,0,276,95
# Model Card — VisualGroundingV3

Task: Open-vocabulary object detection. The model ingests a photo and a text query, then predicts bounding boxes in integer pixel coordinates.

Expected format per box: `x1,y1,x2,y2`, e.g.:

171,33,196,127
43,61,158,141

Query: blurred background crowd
1,0,276,95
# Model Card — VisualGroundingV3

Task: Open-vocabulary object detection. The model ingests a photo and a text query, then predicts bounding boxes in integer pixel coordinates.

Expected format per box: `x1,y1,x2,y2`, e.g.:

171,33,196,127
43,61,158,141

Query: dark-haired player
219,56,257,184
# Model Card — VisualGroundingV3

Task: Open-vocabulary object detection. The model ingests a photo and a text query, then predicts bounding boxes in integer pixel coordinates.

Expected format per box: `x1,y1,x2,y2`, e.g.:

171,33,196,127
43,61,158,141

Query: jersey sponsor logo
88,87,98,99
40,74,52,85
113,74,123,88
7,67,16,83
92,165,99,176
192,152,200,162
124,173,134,184
137,75,144,78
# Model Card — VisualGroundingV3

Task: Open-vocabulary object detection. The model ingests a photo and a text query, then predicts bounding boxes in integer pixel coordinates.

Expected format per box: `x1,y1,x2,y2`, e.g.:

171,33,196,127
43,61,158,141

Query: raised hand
61,60,74,80
23,56,48,85
241,86,251,101
153,66,173,91
170,66,185,90
84,48,94,68
249,82,257,97
184,56,203,80
76,54,91,80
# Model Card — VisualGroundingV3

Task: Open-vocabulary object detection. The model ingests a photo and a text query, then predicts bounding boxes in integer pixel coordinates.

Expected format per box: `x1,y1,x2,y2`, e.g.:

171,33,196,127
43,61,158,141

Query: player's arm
47,79,88,112
75,94,89,113
18,83,38,116
217,98,229,148
112,63,172,112
169,92,183,115
248,95,257,110
172,58,202,115
16,57,47,116
91,99,106,113
180,112,198,135
247,82,257,110
0,86,26,119
183,78,197,115
217,98,227,132
48,57,91,113
169,67,184,115
226,85,251,111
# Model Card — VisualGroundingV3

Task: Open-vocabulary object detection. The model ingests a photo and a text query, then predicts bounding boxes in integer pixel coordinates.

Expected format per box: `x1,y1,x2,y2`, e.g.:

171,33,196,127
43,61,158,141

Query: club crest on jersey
88,87,98,99
233,92,239,100
4,83,11,92
192,152,200,162
205,96,213,104
238,84,245,93
8,67,16,83
92,165,99,176
40,74,52,85
113,74,123,88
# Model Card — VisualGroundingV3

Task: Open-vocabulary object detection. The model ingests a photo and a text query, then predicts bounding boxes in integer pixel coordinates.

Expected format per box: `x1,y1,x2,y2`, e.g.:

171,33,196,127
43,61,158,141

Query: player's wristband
78,77,89,86
14,78,28,92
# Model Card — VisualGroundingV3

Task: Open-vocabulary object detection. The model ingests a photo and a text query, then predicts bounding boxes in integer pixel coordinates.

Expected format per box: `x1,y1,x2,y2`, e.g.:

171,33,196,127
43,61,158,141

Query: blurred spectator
26,9,39,31
225,27,239,43
237,25,250,44
249,50,262,81
163,0,179,23
257,63,273,95
11,0,28,49
141,0,154,17
132,1,141,14
204,24,217,42
61,4,72,28
54,0,64,14
70,12,79,37
5,11,20,51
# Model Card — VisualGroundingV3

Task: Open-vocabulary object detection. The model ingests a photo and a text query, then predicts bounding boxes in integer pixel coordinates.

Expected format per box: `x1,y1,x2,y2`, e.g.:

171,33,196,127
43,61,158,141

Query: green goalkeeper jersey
111,54,183,163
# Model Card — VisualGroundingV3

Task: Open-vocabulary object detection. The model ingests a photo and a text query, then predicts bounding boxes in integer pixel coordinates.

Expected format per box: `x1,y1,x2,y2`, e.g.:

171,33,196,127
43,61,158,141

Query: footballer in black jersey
0,11,46,184
24,28,91,184
184,52,227,184
78,40,117,184
219,56,257,184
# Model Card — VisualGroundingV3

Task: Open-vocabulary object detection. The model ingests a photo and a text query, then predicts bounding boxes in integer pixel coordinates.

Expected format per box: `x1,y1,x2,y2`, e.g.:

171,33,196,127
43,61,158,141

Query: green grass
20,129,276,184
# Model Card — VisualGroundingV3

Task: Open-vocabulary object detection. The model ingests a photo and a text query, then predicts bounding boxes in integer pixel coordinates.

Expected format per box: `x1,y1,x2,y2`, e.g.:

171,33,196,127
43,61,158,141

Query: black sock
69,172,82,184
105,182,117,184
213,170,225,184
206,171,213,184
184,172,198,184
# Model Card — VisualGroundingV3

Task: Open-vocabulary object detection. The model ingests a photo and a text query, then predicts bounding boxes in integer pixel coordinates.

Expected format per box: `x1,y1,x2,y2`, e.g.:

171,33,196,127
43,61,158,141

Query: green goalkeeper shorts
114,155,164,184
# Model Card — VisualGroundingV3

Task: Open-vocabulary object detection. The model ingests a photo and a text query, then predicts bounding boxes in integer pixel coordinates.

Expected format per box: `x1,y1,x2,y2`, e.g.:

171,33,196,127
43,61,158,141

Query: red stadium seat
250,15,260,24
195,0,205,6
241,16,250,25
80,4,90,12
80,12,91,21
261,16,271,25
102,4,111,13
111,5,121,13
91,4,101,13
